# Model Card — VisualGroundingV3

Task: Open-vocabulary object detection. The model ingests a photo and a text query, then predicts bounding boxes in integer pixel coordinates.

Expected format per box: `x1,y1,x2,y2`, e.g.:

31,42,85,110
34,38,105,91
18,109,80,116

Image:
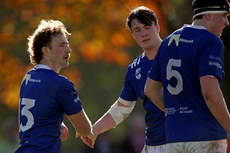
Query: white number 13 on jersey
19,98,35,132
166,59,183,95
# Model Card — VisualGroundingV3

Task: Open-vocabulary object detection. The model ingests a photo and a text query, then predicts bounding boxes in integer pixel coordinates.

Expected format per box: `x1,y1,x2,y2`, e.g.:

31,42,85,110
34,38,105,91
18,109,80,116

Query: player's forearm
145,78,165,112
201,76,230,133
93,100,134,136
153,88,164,112
92,113,116,136
204,89,230,133
79,111,92,136
146,91,164,111
69,109,92,136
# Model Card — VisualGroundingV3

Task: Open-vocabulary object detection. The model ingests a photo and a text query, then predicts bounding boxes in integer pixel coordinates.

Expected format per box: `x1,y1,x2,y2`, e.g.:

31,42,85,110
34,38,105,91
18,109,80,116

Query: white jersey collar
183,24,207,30
35,64,52,70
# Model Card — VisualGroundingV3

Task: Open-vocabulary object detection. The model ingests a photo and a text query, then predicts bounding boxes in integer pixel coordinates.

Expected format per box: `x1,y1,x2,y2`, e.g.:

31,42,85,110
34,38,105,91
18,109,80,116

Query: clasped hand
76,131,97,149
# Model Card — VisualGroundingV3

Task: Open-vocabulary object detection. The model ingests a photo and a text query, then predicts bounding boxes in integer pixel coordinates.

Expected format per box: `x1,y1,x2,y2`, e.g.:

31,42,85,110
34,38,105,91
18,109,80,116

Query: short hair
27,20,71,65
192,0,230,18
126,6,158,32
193,15,203,20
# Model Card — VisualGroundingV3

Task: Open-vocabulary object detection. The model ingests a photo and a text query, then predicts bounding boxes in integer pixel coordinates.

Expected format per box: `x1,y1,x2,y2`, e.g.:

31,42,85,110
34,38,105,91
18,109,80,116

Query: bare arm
145,77,165,112
93,101,130,136
68,109,92,136
200,76,230,133
81,100,133,147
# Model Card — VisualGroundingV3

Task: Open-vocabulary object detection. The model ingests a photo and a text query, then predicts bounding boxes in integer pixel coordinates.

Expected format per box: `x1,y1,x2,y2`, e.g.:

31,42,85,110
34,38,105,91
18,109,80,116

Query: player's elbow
201,87,219,103
202,88,212,100
200,76,220,102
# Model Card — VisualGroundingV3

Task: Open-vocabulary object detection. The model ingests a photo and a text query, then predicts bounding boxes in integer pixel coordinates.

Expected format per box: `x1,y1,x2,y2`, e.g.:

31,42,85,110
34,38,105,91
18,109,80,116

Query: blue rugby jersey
15,64,83,153
120,53,166,146
149,25,227,144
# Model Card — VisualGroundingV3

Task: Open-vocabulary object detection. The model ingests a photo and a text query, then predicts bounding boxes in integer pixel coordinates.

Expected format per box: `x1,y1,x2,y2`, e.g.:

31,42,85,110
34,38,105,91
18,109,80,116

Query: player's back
16,67,66,153
157,25,226,143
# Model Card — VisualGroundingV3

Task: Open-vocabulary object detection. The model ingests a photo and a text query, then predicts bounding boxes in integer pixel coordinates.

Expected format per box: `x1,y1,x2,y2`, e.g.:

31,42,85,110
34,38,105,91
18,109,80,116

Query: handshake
77,131,97,148
60,122,100,149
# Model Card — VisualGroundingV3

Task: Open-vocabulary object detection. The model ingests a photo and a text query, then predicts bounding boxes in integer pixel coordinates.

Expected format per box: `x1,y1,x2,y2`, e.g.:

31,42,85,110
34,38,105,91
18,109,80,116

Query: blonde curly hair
27,20,71,65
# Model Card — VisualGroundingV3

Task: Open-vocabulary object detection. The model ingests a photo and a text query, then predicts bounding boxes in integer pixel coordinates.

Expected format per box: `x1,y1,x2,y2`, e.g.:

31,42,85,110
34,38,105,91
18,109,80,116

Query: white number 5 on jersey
166,59,183,95
19,98,35,132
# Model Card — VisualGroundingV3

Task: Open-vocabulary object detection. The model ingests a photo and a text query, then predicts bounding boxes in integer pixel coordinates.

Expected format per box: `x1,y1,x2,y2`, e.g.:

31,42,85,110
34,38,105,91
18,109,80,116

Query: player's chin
62,62,69,68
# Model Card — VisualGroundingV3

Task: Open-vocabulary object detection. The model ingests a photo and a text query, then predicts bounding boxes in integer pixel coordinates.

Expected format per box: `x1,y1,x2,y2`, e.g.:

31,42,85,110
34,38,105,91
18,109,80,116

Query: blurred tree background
0,0,229,153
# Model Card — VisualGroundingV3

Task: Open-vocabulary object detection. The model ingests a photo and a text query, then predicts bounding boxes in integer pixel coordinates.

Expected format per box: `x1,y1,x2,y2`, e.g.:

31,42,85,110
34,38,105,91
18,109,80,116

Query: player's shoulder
183,25,220,42
56,74,73,86
47,74,75,93
205,32,222,43
37,69,72,86
129,53,146,70
194,29,223,49
163,25,222,47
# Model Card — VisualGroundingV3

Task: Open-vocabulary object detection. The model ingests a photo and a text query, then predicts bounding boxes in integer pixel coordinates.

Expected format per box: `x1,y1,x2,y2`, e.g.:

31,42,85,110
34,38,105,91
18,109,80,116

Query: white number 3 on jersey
19,98,35,132
166,59,183,95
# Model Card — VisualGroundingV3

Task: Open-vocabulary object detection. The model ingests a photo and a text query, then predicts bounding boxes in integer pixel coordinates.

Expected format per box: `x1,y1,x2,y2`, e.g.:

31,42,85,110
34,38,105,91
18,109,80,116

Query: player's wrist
92,125,99,137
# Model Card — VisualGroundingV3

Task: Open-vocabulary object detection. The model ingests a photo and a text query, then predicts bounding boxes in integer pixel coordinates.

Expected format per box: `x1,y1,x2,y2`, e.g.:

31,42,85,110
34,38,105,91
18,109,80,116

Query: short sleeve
119,67,138,101
198,36,225,81
148,52,162,82
56,77,83,115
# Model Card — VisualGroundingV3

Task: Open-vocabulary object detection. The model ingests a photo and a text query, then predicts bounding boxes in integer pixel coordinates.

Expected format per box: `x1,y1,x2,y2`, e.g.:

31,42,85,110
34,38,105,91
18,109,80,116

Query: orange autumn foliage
0,0,172,109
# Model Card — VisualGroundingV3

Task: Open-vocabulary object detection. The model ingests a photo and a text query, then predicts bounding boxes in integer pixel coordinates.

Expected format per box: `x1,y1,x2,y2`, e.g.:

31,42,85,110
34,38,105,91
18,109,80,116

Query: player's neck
144,39,162,60
39,59,60,74
192,18,210,31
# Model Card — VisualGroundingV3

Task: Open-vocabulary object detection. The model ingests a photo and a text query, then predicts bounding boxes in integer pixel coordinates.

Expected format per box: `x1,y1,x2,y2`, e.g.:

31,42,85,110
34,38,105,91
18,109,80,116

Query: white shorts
141,144,166,153
166,139,227,153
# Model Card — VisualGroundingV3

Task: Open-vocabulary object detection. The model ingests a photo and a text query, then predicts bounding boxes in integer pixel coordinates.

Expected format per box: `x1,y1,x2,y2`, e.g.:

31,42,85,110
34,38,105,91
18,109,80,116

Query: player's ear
42,46,49,55
156,23,160,33
204,13,212,21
